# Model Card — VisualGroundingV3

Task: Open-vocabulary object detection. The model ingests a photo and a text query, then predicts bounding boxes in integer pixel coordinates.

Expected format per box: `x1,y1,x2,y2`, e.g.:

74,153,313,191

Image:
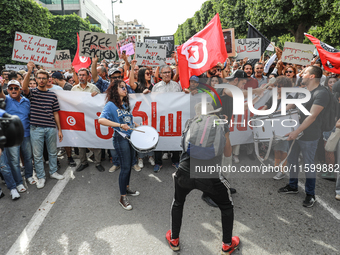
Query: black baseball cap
225,70,248,80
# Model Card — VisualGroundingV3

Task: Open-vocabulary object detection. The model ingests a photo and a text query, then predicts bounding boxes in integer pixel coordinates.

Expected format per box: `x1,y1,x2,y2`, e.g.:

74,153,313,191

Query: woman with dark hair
29,77,37,89
324,76,338,91
98,79,140,210
135,67,154,93
283,65,297,85
66,75,74,85
207,76,223,89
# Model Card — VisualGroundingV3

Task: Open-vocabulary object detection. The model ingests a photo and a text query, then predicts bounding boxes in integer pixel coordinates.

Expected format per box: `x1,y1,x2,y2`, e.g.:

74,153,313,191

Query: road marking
6,165,75,255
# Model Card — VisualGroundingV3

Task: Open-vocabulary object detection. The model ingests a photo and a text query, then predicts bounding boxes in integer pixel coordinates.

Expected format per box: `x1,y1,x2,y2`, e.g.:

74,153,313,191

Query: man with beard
279,66,329,208
243,63,258,89
22,62,64,189
251,62,267,87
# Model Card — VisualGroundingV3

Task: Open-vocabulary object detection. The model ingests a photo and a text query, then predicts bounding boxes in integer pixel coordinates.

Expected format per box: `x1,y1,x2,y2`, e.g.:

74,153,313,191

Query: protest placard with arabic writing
135,42,166,66
79,31,117,59
235,38,261,60
12,32,57,67
282,42,315,65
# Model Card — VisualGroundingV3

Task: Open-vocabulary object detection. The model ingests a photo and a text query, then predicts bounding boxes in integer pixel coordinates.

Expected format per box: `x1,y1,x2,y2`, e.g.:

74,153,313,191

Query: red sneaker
221,236,240,254
165,230,180,251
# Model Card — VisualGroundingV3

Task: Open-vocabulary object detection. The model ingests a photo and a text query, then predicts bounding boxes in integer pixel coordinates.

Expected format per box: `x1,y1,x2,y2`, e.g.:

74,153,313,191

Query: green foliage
0,0,51,66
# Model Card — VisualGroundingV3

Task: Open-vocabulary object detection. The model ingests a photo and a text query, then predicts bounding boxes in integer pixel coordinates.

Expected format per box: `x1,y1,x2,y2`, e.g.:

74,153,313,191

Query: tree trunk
294,23,310,43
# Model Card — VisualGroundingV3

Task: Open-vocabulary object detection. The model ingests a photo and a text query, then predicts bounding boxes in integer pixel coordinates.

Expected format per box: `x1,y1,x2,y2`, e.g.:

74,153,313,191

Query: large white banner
55,90,271,149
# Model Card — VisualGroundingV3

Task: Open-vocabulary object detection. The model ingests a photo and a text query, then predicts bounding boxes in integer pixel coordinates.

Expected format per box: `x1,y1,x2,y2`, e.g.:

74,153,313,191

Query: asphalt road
1,151,339,255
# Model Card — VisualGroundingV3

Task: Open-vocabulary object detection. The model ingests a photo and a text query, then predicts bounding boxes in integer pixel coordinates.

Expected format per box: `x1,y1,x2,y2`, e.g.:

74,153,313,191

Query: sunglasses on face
111,76,122,80
285,70,293,74
145,72,151,76
8,86,20,91
119,86,126,90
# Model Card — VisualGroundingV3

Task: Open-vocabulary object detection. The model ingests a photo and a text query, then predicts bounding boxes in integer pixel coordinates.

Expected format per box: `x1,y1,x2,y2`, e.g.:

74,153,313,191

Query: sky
97,0,208,36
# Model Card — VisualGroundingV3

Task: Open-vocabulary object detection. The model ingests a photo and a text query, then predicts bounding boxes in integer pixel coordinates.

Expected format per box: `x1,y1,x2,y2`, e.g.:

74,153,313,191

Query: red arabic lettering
132,101,148,125
95,112,114,139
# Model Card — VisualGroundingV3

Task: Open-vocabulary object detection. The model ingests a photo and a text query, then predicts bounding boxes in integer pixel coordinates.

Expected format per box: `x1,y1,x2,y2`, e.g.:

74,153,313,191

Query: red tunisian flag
177,13,227,89
305,33,340,74
72,33,91,73
59,111,86,131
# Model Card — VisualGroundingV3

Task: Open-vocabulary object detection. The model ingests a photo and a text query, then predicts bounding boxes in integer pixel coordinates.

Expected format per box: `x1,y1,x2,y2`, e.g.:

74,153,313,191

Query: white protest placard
5,64,27,72
12,32,57,67
79,31,117,59
282,42,315,65
235,38,261,60
120,42,134,56
266,42,275,51
166,58,176,65
46,50,72,71
135,42,166,66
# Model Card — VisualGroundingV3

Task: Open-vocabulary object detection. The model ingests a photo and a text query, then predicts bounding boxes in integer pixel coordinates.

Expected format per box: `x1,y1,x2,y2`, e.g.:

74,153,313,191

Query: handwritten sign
282,42,315,65
12,32,57,67
266,42,275,52
5,65,27,72
166,58,176,65
45,50,72,71
235,38,261,60
116,36,136,59
79,31,117,59
144,35,174,58
120,43,134,56
222,28,235,57
135,42,166,66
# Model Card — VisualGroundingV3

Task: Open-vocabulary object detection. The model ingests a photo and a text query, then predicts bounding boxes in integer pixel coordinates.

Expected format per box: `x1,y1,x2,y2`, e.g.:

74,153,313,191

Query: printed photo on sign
222,28,236,57
281,42,315,65
235,38,261,60
79,31,117,59
12,31,57,66
135,42,167,66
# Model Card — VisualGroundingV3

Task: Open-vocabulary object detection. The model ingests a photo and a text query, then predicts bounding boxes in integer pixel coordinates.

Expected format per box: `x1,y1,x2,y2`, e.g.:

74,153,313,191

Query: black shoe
96,164,105,172
247,153,255,160
201,193,218,207
68,157,76,167
76,163,89,172
278,184,298,194
303,194,316,208
126,187,140,196
230,188,236,194
0,190,4,199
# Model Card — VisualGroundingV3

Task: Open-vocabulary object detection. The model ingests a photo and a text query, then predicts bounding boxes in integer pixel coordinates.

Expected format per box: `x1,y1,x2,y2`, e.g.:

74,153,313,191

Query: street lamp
111,0,122,34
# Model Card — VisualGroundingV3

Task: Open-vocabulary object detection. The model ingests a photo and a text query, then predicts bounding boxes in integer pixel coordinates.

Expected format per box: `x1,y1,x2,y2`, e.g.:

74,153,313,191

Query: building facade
35,0,114,34
115,15,150,42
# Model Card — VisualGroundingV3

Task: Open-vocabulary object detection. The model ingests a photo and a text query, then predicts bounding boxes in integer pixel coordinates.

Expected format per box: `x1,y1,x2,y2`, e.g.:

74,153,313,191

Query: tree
0,0,51,66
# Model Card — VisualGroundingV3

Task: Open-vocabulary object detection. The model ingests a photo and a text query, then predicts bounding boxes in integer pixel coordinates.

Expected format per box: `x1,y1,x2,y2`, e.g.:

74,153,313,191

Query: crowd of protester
0,47,339,208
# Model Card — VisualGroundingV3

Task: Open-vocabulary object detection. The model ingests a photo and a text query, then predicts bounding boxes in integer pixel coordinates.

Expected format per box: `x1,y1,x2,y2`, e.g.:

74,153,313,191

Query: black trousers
155,151,179,165
170,169,234,243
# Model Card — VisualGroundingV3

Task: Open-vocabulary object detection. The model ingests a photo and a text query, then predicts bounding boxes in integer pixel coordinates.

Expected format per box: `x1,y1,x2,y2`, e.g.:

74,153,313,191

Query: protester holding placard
22,62,64,189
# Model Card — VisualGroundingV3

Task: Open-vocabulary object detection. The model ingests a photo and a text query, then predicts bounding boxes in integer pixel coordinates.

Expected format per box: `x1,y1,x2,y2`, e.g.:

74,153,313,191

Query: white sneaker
148,156,155,166
162,153,168,160
233,155,240,163
109,165,120,172
11,189,20,200
138,158,144,168
16,184,26,193
335,194,340,201
50,172,65,180
37,178,46,189
273,171,285,180
27,177,36,185
132,164,141,172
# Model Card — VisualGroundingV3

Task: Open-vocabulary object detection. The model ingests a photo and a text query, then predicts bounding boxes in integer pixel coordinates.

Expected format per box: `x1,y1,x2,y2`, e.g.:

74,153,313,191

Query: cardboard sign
222,28,236,57
46,50,72,71
79,31,117,59
12,32,57,66
135,42,166,66
282,42,315,65
120,43,134,56
266,42,275,51
166,58,176,65
5,64,27,71
144,35,174,58
116,36,136,59
235,38,261,60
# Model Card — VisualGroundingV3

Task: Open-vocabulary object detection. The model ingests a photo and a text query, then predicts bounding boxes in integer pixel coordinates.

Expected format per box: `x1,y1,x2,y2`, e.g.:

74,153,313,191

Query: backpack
182,114,226,160
320,86,338,132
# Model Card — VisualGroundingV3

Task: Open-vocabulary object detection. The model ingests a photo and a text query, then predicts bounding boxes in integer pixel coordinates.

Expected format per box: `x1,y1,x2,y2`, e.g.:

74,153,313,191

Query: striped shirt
25,88,60,128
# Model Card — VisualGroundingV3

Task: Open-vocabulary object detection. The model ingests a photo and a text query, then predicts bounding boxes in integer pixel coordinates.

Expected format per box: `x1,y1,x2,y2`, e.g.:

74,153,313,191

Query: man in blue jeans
22,62,65,189
0,80,35,192
279,66,329,207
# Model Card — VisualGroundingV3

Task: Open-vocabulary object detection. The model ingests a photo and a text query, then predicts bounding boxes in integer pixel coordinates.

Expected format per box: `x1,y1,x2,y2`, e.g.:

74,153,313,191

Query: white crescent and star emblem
79,56,89,63
66,116,76,126
181,37,208,69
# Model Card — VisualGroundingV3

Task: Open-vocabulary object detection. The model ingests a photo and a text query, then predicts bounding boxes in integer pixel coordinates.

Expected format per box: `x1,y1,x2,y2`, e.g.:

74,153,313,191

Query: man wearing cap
0,80,35,194
71,67,105,173
51,72,73,91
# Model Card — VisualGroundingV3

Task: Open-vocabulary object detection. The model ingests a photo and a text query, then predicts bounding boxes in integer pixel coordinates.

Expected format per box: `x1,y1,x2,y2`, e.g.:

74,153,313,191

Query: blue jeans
30,126,58,179
0,149,17,190
6,137,34,181
113,132,134,195
288,139,318,196
138,151,154,158
110,149,120,166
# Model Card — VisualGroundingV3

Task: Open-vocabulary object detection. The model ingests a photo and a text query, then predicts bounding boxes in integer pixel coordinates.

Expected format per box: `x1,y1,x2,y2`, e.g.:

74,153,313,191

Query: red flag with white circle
59,111,86,131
